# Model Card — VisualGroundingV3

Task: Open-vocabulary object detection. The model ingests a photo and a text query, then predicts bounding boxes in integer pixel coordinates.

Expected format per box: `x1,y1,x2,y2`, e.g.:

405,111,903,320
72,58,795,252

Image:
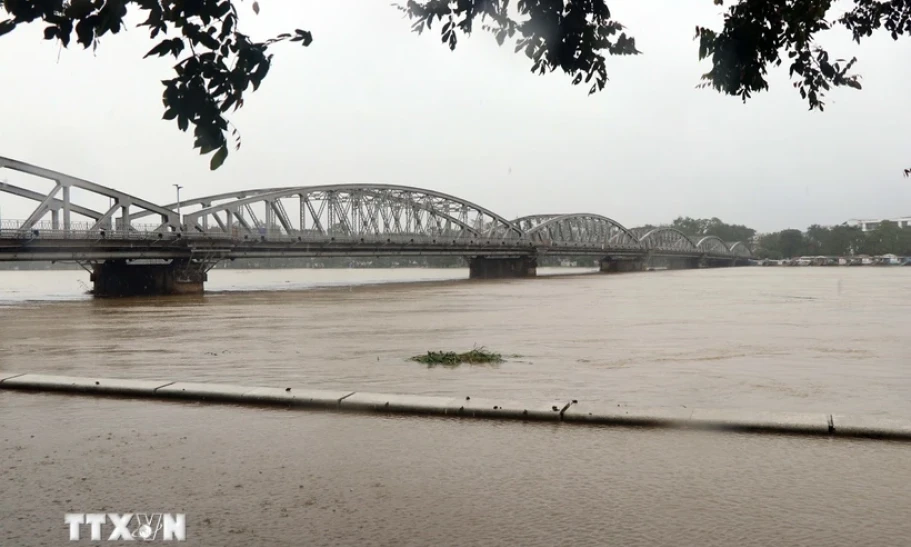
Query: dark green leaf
291,29,313,46
198,32,219,50
0,20,16,38
75,18,94,48
144,38,173,58
209,146,228,170
198,140,218,155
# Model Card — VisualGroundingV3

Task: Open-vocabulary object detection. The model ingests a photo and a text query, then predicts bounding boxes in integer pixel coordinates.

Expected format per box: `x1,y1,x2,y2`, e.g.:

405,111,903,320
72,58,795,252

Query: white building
846,216,911,231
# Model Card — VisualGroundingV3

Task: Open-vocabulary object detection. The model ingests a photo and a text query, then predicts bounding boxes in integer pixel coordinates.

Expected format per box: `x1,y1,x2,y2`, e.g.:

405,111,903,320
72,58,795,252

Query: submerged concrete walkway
2,373,909,441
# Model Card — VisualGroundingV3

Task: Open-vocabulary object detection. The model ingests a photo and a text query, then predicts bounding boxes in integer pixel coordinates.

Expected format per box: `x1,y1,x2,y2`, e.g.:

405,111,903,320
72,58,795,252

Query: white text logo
64,513,186,541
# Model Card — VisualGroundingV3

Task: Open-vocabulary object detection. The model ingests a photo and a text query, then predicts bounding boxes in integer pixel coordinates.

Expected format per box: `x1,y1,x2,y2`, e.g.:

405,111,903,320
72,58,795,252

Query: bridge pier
468,256,537,279
90,260,206,297
666,257,700,270
648,257,701,270
599,257,645,273
699,258,734,269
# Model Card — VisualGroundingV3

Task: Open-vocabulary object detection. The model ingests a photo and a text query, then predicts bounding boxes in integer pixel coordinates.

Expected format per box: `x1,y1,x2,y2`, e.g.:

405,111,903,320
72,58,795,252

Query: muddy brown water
2,394,910,546
1,266,909,546
1,266,908,415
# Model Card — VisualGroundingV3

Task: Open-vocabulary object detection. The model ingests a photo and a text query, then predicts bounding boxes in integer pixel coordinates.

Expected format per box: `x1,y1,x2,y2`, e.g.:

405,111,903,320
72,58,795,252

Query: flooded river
2,266,910,546
0,266,908,416
3,395,910,547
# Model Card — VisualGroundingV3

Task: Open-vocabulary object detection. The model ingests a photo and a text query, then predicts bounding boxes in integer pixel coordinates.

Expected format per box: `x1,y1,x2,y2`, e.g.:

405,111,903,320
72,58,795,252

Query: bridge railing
0,219,173,240
0,220,538,246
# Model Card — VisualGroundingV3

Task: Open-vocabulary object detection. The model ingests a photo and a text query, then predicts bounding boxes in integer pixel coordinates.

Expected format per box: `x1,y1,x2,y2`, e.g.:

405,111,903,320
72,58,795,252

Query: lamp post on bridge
0,177,5,230
173,184,183,230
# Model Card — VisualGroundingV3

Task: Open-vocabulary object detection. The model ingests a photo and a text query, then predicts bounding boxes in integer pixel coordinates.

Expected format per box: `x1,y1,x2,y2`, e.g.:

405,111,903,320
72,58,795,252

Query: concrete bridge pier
468,256,537,279
699,258,734,269
599,257,645,273
661,257,701,270
91,259,206,297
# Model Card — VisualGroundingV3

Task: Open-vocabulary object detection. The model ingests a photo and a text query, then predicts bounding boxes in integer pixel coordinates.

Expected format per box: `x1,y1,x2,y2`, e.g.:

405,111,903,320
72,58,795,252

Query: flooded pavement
2,393,910,546
0,266,909,416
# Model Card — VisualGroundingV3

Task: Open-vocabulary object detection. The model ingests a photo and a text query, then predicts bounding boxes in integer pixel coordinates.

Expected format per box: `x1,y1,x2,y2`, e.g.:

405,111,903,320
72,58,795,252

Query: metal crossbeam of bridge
0,157,753,294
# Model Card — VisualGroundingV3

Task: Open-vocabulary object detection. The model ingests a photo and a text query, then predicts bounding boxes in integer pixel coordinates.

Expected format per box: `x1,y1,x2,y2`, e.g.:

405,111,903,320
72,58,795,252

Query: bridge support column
664,257,701,270
90,259,206,297
599,257,645,273
699,258,734,268
468,256,537,279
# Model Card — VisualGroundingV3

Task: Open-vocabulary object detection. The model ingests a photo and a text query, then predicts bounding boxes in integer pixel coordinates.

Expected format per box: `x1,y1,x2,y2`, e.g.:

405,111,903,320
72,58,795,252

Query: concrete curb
337,392,569,421
0,374,173,395
2,374,909,441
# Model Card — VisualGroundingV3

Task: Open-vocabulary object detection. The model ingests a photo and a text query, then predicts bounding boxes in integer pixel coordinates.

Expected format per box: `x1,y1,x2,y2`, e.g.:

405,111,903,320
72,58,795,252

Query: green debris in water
409,347,504,366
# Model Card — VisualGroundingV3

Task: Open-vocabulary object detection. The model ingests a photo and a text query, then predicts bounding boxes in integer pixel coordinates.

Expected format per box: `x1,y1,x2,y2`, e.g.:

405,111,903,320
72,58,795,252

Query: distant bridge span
0,157,753,295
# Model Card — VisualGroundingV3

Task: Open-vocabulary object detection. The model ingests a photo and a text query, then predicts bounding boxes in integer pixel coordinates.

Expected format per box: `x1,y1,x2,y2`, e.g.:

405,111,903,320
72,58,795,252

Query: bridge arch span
729,241,753,258
513,214,642,249
181,184,524,241
696,235,731,257
128,187,296,223
638,228,698,253
0,156,179,232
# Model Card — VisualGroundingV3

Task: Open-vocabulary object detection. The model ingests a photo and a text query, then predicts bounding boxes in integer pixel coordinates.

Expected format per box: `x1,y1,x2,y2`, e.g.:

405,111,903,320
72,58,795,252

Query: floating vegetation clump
409,347,504,367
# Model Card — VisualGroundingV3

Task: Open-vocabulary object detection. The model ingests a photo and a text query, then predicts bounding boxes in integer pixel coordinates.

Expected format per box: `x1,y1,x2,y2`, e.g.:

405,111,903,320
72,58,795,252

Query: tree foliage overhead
0,0,312,169
398,0,910,173
397,0,909,110
2,1,909,171
395,0,640,95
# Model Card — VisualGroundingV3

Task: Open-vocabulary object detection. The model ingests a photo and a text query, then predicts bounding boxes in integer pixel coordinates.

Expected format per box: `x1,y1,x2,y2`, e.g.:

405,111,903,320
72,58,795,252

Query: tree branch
0,0,312,170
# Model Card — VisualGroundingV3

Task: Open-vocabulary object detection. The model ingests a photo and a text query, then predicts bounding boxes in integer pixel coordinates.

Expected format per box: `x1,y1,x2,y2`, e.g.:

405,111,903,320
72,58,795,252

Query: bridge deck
0,231,690,262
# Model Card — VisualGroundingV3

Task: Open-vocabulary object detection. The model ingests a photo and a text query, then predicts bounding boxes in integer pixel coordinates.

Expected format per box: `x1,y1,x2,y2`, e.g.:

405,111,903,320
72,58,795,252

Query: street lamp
173,184,183,229
0,178,5,229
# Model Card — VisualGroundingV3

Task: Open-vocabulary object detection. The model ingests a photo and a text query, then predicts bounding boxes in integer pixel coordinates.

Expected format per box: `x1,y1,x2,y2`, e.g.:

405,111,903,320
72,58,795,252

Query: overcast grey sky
1,0,909,232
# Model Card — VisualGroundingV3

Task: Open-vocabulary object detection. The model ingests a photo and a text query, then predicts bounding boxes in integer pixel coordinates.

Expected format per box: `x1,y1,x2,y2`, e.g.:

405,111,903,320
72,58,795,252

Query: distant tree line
756,222,911,260
634,216,911,259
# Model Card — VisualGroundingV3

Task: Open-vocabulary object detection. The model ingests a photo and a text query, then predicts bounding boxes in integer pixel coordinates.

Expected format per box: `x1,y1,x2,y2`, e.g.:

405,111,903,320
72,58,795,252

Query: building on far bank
846,216,911,231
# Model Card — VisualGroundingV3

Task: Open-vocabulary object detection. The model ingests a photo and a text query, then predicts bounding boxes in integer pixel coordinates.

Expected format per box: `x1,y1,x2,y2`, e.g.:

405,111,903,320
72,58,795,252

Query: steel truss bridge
0,157,753,263
0,157,752,294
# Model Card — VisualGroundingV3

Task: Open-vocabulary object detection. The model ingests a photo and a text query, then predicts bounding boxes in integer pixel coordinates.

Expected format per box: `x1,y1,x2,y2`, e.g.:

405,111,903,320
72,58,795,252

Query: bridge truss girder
638,227,699,253
0,156,179,233
0,157,756,262
181,185,524,242
728,241,753,258
127,187,296,226
513,213,643,250
695,235,732,257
